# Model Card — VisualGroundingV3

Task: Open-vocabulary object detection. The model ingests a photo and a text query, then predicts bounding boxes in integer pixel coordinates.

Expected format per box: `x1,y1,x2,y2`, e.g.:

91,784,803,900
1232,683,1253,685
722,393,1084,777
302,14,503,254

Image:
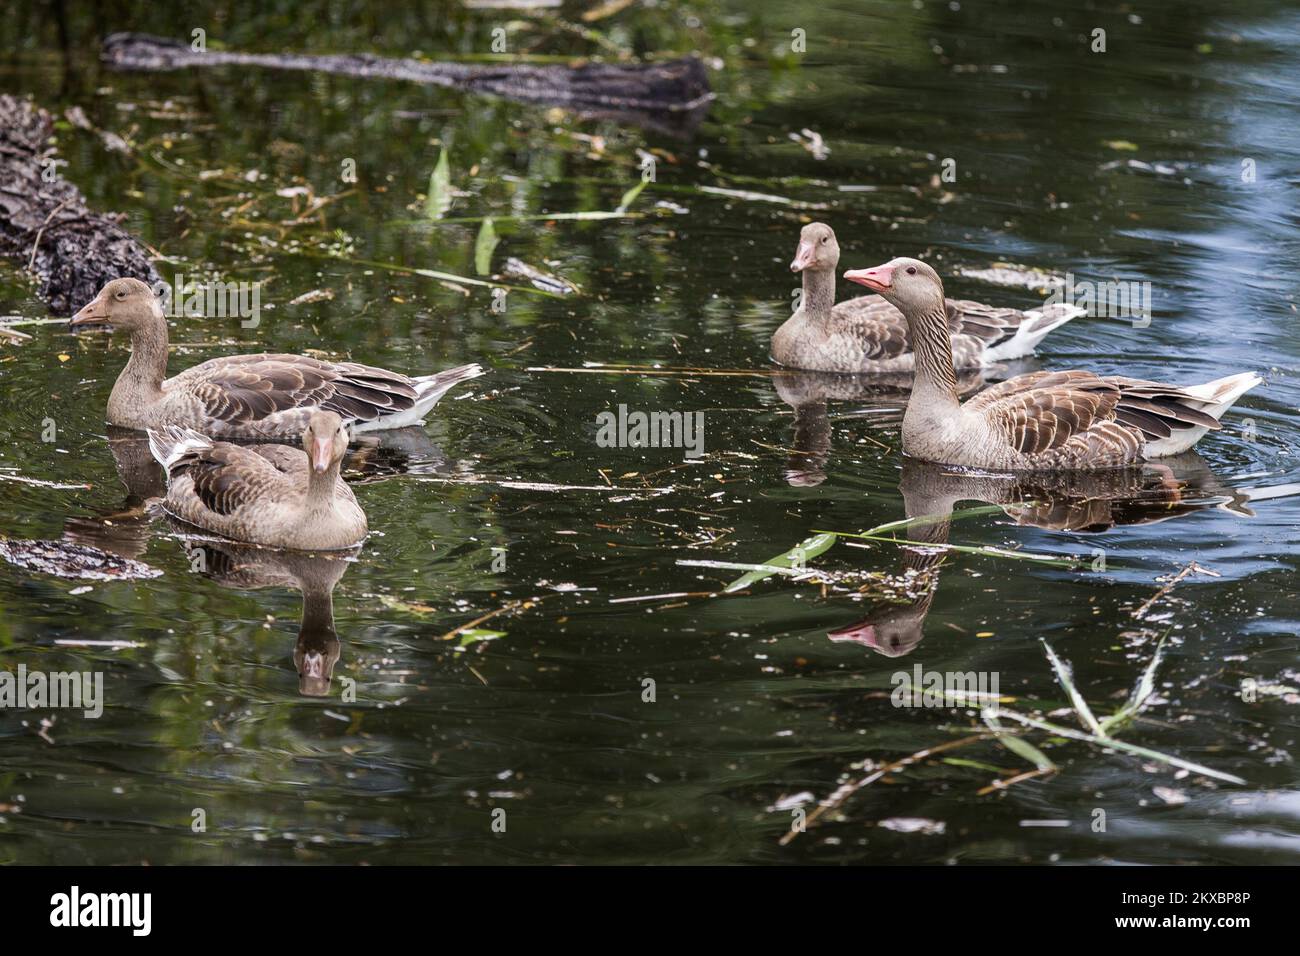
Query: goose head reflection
175,534,355,697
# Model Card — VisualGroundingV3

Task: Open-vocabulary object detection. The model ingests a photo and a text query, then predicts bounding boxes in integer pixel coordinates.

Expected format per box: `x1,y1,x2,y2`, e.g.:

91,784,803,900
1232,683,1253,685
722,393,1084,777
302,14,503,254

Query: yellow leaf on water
976,631,994,638
57,353,71,362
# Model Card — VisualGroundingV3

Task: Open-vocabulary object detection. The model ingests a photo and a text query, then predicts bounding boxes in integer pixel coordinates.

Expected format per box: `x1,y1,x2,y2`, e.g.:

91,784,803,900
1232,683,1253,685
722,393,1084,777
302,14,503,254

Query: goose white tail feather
1143,371,1263,457
353,363,486,433
148,425,214,470
1180,371,1264,419
984,303,1085,363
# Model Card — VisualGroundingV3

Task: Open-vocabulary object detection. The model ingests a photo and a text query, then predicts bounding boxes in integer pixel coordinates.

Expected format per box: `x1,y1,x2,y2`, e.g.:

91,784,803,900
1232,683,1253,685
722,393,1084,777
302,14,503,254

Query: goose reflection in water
178,536,353,697
827,454,1256,658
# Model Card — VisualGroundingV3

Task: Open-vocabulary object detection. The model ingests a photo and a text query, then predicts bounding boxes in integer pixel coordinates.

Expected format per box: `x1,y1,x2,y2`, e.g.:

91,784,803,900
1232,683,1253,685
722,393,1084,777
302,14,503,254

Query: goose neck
800,267,836,324
905,305,961,410
117,318,169,401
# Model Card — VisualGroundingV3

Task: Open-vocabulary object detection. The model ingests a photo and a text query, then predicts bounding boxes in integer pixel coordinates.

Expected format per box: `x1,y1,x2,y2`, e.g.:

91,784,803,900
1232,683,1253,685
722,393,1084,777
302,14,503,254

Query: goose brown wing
970,370,1223,456
168,442,287,517
946,299,1026,347
830,295,913,360
174,354,420,427
1104,376,1222,434
983,374,1124,455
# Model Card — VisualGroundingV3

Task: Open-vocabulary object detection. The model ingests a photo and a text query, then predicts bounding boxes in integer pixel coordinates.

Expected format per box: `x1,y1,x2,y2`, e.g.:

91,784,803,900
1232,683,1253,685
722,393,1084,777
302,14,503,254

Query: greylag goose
70,278,484,438
843,258,1262,470
772,223,1082,373
148,410,368,550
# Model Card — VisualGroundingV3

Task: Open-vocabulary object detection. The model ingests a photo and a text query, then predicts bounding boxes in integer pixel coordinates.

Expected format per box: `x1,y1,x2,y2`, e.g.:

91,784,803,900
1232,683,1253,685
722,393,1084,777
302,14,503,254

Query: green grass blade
1100,632,1169,735
858,504,1007,537
983,711,1056,771
723,532,836,593
817,530,1081,568
616,179,648,212
1041,639,1105,736
991,707,1245,785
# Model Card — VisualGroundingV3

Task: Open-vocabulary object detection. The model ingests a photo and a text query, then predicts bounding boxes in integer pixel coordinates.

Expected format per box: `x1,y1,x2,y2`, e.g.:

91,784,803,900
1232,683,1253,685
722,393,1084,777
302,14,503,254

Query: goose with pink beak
146,410,368,550
842,256,1262,470
771,223,1082,374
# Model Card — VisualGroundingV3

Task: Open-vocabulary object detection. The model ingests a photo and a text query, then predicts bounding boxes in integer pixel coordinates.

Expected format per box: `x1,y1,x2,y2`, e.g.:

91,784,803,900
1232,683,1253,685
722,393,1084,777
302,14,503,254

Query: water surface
0,0,1297,864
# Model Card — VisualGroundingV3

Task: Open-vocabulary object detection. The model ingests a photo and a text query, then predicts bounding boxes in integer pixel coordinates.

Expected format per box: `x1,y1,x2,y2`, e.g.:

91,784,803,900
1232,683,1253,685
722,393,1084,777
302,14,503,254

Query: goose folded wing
831,297,914,360
184,355,340,426
184,445,284,517
182,356,419,427
320,362,419,423
976,373,1122,454
966,369,1102,410
946,300,1024,346
1106,377,1223,433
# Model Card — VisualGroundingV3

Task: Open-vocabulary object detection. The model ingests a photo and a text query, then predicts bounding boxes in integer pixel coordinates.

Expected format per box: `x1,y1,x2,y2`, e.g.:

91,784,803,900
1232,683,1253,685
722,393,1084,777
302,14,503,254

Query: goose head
303,411,349,474
844,257,944,314
69,277,164,331
789,222,840,273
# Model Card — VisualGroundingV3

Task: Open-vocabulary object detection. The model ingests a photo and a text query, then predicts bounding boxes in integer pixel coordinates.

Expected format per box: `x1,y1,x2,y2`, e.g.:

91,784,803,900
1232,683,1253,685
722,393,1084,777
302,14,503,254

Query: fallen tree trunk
0,95,160,317
102,32,712,138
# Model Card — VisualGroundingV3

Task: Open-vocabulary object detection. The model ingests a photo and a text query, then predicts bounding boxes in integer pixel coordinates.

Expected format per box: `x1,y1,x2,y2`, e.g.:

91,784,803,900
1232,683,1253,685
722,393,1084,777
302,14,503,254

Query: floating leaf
616,179,647,212
454,628,505,654
425,149,451,220
474,217,499,276
724,532,836,593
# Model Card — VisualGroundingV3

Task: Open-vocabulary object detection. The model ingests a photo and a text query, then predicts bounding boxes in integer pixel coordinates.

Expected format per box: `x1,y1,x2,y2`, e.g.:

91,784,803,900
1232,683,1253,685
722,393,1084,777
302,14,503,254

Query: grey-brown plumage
148,410,368,550
70,277,484,438
772,223,1081,373
843,257,1262,471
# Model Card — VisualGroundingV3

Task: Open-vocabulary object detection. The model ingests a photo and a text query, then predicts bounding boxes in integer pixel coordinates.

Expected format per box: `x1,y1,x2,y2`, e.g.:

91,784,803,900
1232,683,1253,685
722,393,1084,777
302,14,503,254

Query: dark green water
0,0,1297,864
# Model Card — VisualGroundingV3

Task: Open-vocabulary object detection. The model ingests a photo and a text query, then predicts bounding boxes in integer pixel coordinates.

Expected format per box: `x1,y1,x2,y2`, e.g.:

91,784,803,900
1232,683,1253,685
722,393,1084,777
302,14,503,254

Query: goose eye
906,266,917,275
820,237,827,244
114,291,127,299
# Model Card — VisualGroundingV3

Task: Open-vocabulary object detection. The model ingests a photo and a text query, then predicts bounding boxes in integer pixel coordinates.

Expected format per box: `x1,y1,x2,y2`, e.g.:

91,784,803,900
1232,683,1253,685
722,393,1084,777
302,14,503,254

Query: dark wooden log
102,32,712,138
0,94,159,316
